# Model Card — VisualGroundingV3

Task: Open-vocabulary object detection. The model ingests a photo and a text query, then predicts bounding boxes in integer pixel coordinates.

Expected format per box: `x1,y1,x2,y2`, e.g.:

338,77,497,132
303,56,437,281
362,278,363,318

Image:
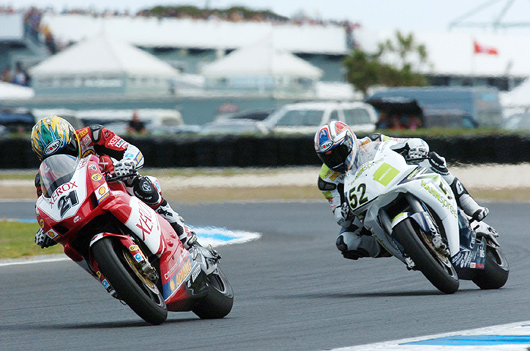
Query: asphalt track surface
1,201,530,351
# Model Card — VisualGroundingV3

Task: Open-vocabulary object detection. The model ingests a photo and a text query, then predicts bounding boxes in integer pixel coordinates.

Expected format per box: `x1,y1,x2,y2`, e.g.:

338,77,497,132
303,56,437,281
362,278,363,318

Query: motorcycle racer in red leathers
31,115,197,250
314,121,489,260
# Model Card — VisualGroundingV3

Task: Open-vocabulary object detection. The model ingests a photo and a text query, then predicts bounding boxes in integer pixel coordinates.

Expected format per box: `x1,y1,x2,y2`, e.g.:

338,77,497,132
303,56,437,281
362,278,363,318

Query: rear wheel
192,269,234,319
92,237,167,325
394,218,459,294
472,244,509,289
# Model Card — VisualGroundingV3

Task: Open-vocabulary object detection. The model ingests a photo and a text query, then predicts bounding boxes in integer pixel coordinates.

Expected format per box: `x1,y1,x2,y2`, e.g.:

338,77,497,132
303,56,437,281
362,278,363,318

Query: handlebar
104,170,140,182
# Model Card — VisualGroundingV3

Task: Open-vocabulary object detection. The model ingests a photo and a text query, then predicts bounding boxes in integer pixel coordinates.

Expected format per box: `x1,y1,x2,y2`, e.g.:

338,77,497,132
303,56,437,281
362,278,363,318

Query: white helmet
314,121,358,172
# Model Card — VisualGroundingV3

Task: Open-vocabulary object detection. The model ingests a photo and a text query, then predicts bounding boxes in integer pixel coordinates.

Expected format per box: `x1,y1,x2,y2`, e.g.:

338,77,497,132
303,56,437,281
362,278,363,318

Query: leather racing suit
34,125,196,249
317,133,487,260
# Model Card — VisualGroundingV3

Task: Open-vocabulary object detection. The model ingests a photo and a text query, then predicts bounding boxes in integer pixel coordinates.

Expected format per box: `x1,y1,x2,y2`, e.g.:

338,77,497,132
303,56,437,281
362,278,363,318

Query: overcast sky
5,0,530,33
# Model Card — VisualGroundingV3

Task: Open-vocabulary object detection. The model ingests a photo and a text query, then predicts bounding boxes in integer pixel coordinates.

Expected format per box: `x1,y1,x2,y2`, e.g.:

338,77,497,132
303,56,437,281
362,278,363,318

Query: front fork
88,233,158,297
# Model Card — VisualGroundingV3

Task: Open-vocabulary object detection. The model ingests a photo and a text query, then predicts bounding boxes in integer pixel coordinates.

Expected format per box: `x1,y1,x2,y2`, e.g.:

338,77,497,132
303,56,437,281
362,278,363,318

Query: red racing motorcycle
35,154,233,324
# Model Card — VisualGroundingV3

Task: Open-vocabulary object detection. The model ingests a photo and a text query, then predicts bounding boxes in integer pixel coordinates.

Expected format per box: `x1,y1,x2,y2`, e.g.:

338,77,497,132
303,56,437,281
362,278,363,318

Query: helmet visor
318,143,352,172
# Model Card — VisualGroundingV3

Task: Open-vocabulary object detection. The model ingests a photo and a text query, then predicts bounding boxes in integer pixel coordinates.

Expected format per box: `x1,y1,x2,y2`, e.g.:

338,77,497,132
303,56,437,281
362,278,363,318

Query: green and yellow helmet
31,116,81,161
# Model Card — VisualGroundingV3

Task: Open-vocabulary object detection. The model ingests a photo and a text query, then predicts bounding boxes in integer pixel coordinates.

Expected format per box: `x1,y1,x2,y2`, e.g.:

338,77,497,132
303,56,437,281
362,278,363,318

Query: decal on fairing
373,163,400,186
124,197,164,256
347,183,369,210
163,256,195,298
95,184,109,203
420,180,457,217
46,228,60,240
57,190,79,217
451,241,486,269
351,158,384,183
37,167,87,222
91,173,103,182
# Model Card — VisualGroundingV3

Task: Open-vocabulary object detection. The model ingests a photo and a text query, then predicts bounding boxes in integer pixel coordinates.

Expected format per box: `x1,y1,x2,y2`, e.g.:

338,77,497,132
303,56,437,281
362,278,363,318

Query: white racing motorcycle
344,140,509,294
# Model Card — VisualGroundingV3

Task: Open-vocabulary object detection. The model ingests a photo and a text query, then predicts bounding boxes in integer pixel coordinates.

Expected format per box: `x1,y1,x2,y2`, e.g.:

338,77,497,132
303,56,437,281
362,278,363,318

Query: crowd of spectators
2,5,360,31
375,112,424,131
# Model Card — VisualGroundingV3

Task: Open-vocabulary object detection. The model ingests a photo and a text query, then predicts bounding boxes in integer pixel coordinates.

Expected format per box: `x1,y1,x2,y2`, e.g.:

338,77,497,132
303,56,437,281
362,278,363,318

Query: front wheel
472,244,509,289
92,237,168,325
192,269,234,319
394,218,459,294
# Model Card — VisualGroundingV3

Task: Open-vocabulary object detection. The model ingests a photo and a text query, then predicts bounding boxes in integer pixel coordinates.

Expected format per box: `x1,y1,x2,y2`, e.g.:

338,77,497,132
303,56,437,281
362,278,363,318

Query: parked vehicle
502,112,530,131
199,108,274,135
214,108,275,122
0,107,36,133
76,109,185,135
262,101,377,134
366,87,503,129
35,154,234,324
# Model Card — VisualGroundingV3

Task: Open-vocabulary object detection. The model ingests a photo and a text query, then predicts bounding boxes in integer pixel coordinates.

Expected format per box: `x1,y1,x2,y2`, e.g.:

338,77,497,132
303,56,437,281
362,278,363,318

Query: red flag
473,40,498,55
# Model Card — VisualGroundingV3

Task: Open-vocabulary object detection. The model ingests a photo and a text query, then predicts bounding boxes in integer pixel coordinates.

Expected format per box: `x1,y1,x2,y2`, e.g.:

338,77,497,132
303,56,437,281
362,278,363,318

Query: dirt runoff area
1,164,529,203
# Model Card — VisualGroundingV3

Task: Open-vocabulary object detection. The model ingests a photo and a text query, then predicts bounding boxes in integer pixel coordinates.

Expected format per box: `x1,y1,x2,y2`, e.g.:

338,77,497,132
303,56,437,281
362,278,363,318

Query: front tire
472,244,509,289
92,237,168,325
394,218,459,294
192,269,234,319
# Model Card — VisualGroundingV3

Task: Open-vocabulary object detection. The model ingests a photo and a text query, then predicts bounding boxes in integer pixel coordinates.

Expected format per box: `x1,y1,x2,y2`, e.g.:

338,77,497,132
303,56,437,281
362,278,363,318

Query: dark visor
318,143,351,171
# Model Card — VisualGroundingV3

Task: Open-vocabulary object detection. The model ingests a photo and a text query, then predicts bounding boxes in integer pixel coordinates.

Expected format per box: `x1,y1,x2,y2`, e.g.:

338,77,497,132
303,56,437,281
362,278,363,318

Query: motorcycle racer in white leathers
314,121,489,260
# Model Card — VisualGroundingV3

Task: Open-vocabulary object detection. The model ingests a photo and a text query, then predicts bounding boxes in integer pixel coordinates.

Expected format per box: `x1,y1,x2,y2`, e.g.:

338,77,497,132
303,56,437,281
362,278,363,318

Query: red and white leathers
318,133,488,260
34,125,197,249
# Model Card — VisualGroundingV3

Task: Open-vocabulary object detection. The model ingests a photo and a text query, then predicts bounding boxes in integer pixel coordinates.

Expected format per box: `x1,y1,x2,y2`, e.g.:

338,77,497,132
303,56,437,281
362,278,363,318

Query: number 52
348,183,368,209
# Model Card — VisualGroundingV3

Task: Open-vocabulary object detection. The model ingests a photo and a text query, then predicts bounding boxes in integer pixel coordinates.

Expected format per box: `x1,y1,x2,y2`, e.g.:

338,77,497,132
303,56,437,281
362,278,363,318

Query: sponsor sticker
44,140,63,155
91,173,103,182
95,184,109,203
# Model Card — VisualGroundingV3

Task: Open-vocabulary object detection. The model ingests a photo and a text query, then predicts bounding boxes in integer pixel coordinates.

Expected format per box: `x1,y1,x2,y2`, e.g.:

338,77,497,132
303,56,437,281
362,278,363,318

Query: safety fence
2,134,529,169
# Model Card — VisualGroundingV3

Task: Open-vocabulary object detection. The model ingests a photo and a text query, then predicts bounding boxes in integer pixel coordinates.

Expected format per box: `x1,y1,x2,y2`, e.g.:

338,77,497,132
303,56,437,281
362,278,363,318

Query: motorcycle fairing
347,141,461,259
37,165,88,222
120,196,166,256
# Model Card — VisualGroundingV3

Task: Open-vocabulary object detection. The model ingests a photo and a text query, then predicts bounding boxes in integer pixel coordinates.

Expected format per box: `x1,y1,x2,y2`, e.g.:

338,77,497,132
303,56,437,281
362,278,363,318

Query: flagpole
471,39,476,86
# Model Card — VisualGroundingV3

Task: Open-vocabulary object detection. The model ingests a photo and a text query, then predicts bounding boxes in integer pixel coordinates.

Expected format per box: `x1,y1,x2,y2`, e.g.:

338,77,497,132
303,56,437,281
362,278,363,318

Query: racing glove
35,228,57,248
335,202,355,227
405,138,429,160
113,160,136,177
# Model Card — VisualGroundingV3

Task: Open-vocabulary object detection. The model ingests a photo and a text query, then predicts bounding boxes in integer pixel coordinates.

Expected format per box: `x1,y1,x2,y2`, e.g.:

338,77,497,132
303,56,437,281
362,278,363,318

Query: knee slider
132,176,160,206
450,178,469,198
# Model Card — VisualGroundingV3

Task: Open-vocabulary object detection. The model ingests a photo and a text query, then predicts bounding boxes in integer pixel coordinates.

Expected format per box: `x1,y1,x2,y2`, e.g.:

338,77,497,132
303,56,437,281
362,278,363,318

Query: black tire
192,269,234,319
472,244,509,289
394,218,459,294
92,237,168,325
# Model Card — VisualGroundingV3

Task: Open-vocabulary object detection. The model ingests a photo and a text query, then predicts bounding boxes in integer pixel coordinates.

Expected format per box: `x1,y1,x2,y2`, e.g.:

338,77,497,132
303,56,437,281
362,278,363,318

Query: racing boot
156,200,198,249
450,178,489,221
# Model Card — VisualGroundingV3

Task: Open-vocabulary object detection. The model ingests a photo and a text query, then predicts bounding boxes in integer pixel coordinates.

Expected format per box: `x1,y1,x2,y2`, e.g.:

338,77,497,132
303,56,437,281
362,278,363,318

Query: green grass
0,220,64,259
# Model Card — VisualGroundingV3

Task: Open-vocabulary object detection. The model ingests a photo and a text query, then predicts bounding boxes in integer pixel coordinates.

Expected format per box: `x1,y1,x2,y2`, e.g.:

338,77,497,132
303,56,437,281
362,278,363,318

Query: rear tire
472,244,509,289
394,218,459,294
192,269,234,319
92,237,168,325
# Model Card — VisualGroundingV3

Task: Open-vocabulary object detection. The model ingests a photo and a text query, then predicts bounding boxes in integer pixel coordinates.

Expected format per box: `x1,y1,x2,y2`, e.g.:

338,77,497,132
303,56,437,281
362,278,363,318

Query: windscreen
38,154,78,198
351,141,381,171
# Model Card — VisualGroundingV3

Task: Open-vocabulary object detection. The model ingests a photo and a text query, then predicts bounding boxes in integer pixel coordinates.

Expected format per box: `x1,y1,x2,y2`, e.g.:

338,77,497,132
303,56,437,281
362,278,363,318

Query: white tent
501,78,530,107
0,81,34,100
30,33,179,77
201,37,323,80
29,33,180,96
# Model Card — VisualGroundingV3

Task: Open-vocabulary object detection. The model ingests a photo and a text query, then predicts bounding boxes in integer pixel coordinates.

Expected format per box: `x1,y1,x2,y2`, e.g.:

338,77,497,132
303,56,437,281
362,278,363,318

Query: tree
343,31,429,98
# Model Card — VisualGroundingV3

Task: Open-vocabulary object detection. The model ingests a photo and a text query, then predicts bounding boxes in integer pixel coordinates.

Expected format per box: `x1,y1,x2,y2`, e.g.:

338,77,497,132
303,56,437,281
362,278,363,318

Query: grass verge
0,220,64,259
